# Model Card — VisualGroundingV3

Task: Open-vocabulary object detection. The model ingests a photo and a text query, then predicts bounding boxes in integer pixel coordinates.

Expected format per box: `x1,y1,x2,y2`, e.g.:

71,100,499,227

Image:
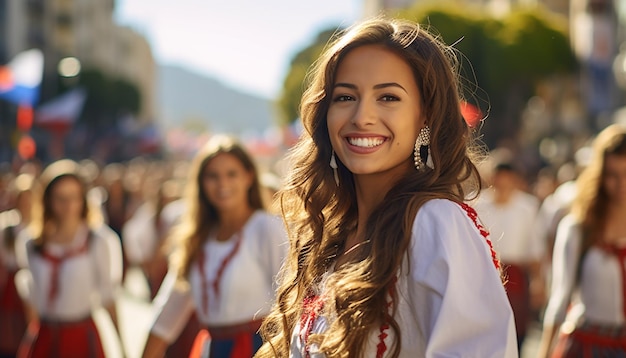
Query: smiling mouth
347,137,386,148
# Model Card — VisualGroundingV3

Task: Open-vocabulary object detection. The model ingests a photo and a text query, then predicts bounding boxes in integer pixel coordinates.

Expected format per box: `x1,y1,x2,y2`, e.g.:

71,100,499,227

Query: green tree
59,68,142,127
277,28,341,125
399,4,576,147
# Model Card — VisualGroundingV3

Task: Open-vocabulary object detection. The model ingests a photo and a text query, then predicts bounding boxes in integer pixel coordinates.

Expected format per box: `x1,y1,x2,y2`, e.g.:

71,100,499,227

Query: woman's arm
537,215,583,357
536,324,557,358
409,200,517,357
141,333,169,358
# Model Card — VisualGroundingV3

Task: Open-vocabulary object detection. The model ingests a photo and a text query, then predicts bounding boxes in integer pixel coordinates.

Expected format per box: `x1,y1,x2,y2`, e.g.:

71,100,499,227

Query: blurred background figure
0,174,35,358
14,159,124,358
141,135,287,358
475,155,546,353
539,124,626,357
102,163,133,279
123,176,182,300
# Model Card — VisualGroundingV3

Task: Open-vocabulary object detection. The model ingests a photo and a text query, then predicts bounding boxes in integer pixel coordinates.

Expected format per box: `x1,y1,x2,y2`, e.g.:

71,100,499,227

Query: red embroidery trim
197,232,243,315
606,245,626,320
300,277,397,357
41,237,90,309
459,202,500,270
300,294,324,358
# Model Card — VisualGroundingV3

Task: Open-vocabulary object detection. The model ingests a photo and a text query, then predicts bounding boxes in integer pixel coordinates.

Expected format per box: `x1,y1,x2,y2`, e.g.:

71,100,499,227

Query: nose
350,99,376,128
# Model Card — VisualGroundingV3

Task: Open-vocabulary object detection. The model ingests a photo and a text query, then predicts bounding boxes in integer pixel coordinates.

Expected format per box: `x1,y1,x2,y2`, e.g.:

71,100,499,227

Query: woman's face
201,153,253,213
49,177,85,223
603,154,626,204
327,44,426,178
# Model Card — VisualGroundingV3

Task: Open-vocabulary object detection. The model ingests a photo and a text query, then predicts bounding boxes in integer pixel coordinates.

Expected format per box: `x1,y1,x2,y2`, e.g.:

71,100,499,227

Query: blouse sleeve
150,270,195,343
407,199,517,358
253,213,289,291
13,233,35,304
542,215,582,327
92,225,124,306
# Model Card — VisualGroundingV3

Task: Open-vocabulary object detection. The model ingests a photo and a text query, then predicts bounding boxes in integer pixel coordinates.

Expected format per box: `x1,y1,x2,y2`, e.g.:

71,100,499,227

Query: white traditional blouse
15,224,123,321
543,214,626,328
291,199,518,358
150,210,288,343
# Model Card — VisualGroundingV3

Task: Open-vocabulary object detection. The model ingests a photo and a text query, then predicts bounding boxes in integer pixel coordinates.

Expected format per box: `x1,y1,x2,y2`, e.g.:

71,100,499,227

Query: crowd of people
0,16,625,358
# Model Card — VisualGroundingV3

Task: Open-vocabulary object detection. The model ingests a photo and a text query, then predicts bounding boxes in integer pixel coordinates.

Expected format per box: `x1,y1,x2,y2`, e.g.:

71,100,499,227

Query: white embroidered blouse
290,199,518,358
150,210,288,343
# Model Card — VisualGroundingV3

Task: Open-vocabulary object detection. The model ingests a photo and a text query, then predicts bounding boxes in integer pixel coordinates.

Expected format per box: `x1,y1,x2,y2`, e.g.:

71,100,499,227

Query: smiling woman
141,135,288,358
257,17,517,358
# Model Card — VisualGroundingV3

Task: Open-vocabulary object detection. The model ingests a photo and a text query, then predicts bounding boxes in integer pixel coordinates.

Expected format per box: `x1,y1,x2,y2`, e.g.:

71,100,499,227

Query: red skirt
165,312,201,358
504,263,530,337
189,320,263,358
552,322,626,357
0,269,27,355
17,316,105,358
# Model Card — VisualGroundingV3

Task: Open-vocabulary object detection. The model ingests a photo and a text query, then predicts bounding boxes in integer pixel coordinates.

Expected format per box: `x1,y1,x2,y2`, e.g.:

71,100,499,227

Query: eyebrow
333,82,408,93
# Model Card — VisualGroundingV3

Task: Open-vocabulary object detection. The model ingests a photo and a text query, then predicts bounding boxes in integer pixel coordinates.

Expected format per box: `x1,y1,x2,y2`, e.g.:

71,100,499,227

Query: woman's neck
216,206,255,241
352,174,398,244
49,220,83,244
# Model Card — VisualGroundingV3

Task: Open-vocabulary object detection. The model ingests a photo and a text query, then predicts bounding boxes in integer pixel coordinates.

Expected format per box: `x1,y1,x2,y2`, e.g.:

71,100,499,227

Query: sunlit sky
114,0,362,99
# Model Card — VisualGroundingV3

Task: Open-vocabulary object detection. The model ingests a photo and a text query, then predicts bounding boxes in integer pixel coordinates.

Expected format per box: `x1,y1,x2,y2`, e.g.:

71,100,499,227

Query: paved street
96,268,155,358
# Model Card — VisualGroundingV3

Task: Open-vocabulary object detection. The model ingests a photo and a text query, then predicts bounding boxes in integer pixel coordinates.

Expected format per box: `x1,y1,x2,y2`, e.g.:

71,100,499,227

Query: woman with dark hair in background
539,124,626,357
15,159,124,358
142,135,287,358
257,17,516,358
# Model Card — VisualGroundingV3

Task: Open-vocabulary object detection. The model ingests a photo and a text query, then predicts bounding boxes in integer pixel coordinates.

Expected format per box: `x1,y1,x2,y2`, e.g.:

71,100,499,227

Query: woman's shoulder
414,198,470,224
92,224,119,239
554,213,582,244
248,210,283,230
411,198,492,252
557,213,580,230
90,224,122,249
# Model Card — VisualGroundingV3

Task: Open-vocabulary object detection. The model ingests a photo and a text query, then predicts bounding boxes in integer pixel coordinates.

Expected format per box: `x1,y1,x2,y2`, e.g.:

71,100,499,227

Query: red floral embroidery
300,294,324,358
459,202,500,270
300,278,395,358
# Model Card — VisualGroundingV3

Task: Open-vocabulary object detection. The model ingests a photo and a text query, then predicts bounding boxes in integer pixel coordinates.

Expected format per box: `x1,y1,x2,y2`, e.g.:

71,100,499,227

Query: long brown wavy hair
257,18,484,358
571,124,626,255
31,159,102,249
169,135,265,279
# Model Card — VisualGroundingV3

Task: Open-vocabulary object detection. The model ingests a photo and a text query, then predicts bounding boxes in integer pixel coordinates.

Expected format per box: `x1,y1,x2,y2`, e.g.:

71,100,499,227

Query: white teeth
348,137,384,148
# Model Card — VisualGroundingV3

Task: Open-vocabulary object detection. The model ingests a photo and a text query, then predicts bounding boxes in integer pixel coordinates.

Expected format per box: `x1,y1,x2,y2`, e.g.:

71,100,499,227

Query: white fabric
290,199,518,358
543,215,626,328
474,189,544,264
15,224,123,321
151,210,288,343
122,203,159,265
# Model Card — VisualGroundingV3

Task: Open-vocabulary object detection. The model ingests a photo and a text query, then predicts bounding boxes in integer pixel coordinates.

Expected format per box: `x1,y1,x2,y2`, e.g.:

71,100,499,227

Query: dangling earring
330,151,340,186
414,126,434,171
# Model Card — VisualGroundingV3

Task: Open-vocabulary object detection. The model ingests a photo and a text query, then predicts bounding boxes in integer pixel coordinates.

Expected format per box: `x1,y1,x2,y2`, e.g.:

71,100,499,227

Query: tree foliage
278,4,577,147
59,68,142,127
277,28,341,125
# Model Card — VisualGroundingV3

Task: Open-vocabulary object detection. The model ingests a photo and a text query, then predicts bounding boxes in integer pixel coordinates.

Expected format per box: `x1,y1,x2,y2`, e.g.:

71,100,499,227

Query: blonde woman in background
539,124,626,357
